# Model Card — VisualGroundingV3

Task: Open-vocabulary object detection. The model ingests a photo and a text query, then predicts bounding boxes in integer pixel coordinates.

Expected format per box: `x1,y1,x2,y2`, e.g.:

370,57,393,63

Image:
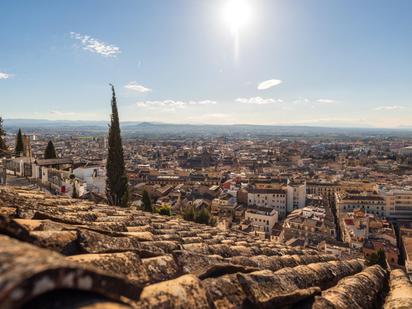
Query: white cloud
137,100,186,110
236,97,282,105
188,100,217,105
0,72,11,79
374,105,405,111
125,81,152,93
70,32,121,57
257,79,283,90
317,99,336,104
136,99,216,111
292,97,310,105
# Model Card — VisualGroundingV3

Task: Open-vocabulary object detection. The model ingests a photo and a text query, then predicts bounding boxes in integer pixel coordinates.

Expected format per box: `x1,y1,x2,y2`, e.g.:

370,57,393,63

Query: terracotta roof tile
0,186,405,309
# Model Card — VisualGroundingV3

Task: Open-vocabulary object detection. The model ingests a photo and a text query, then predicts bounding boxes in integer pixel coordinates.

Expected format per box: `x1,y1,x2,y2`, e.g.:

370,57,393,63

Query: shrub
158,205,172,216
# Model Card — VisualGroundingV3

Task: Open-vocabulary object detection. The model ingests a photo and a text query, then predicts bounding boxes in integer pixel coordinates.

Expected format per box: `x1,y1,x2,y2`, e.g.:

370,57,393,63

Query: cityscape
1,1,412,308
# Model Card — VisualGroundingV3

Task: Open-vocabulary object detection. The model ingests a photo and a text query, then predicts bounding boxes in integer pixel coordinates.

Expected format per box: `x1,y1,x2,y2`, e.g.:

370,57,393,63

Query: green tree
0,117,7,151
366,249,387,269
366,252,379,266
15,128,24,156
376,249,388,269
69,174,78,198
194,207,210,224
106,84,129,207
44,140,57,159
158,205,172,216
183,205,195,221
72,182,78,198
142,190,152,212
183,205,215,226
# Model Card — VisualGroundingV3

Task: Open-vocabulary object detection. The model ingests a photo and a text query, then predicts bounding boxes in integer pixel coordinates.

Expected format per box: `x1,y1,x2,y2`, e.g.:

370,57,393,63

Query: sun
222,0,253,35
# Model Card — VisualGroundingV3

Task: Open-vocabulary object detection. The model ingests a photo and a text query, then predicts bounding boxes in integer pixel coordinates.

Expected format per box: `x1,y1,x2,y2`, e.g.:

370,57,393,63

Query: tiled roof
0,186,410,309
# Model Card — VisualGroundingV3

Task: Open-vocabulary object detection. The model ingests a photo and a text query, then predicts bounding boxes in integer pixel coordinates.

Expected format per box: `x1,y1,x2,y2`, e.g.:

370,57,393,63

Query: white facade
61,179,86,197
245,208,278,234
335,191,386,217
287,182,306,212
381,188,412,220
248,189,287,218
73,166,106,194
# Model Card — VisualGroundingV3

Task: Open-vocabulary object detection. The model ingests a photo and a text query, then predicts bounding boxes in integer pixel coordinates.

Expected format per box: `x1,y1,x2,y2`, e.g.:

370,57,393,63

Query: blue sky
0,0,411,127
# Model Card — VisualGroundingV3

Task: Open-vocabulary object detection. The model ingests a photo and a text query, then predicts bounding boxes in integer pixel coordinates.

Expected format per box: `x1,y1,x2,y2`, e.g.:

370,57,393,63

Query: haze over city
1,0,412,127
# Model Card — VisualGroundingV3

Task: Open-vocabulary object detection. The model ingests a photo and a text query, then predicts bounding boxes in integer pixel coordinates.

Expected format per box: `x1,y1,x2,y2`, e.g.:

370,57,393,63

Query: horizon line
3,118,412,131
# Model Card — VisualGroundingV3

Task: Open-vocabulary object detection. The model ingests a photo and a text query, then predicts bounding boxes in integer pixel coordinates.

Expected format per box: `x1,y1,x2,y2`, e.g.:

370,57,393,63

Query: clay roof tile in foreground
0,186,409,309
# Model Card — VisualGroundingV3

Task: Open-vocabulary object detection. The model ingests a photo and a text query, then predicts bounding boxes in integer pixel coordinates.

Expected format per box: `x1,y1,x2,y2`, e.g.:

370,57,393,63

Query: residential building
247,186,287,218
281,206,336,245
380,187,412,220
244,207,278,235
336,190,386,217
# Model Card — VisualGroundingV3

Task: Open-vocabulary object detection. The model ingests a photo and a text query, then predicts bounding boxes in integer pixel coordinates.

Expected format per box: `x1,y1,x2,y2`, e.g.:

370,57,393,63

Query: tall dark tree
15,128,24,156
142,190,152,212
106,84,129,207
72,182,78,198
0,117,7,152
366,249,387,270
44,140,57,159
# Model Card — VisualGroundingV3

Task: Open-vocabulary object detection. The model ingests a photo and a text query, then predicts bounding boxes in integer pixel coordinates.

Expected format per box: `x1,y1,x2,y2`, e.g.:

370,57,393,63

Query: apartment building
380,188,412,220
335,190,386,217
287,180,306,212
244,207,278,235
306,181,339,198
247,178,305,219
247,187,287,218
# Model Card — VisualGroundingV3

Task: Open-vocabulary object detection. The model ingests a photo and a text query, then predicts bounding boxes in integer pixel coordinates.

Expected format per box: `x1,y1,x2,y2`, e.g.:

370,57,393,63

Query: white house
248,188,287,218
245,207,278,234
73,165,106,194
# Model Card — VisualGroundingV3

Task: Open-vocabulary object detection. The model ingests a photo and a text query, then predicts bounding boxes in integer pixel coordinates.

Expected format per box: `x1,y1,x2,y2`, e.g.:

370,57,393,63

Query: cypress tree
377,249,388,269
106,84,129,207
0,117,6,151
142,190,152,212
15,128,24,156
44,140,57,159
72,182,78,198
366,249,387,269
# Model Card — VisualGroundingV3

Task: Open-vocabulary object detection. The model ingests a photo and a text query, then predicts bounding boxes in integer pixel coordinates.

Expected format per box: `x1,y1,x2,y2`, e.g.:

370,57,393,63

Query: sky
0,0,411,128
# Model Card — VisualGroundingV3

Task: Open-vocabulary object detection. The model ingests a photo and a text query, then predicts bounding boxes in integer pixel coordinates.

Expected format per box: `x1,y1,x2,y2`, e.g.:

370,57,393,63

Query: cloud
236,97,282,105
257,79,283,90
136,99,216,111
374,105,405,111
317,99,336,104
125,81,152,93
0,72,11,79
70,32,121,57
292,97,310,104
188,100,217,105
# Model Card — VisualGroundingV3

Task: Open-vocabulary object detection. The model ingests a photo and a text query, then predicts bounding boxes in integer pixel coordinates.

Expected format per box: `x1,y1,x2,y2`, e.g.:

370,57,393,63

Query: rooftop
0,186,411,308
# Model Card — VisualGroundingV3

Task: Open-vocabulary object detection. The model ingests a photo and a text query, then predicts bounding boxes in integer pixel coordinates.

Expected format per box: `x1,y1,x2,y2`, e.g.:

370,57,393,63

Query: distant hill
3,118,412,137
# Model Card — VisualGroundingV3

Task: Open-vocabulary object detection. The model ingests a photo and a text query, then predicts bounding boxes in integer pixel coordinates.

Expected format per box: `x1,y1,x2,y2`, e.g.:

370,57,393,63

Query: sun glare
222,0,253,62
222,0,252,35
